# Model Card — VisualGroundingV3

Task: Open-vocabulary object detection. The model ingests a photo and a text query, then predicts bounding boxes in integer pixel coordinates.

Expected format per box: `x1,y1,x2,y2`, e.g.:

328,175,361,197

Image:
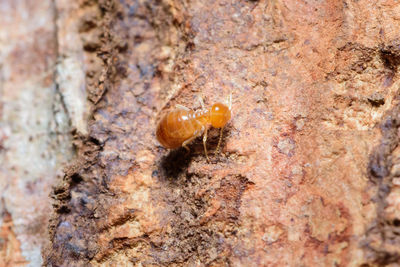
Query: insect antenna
227,91,232,110
203,128,210,162
197,94,205,109
215,127,224,156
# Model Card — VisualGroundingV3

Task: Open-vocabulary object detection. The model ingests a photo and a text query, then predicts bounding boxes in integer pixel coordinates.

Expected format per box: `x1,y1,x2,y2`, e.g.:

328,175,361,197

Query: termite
156,94,232,161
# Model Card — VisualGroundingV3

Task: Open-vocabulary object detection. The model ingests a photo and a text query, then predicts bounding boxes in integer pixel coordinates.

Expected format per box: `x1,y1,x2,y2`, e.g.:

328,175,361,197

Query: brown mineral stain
0,209,28,267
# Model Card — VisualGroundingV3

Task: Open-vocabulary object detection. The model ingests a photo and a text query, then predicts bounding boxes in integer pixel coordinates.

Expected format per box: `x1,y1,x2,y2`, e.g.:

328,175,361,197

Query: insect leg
176,104,190,111
182,126,204,153
197,95,205,109
203,127,210,162
215,127,224,156
182,135,196,152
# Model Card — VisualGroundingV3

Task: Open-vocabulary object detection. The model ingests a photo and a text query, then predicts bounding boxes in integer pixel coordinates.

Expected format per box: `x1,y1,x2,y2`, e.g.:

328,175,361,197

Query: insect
156,94,232,161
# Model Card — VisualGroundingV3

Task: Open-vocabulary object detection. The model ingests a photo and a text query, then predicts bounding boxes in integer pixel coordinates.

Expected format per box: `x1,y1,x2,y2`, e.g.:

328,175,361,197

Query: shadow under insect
159,127,230,179
160,147,193,180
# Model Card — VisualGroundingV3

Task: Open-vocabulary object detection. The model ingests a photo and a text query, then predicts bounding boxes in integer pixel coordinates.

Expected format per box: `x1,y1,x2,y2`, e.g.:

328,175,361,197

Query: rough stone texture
42,0,400,266
0,1,70,266
2,0,400,266
0,0,92,265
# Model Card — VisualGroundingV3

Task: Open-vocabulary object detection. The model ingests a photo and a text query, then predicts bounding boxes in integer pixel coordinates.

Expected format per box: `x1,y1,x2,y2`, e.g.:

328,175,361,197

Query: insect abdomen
156,110,202,149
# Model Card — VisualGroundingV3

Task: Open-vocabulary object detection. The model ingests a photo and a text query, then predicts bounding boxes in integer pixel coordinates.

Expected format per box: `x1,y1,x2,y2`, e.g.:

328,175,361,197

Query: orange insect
156,95,232,161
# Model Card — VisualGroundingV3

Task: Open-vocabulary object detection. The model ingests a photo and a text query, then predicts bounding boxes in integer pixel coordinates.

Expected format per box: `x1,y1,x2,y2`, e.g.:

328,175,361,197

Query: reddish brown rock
2,0,400,266
45,0,400,266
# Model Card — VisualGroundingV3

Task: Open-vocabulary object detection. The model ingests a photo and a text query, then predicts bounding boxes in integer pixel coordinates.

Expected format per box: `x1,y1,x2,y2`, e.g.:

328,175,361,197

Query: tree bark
2,0,400,266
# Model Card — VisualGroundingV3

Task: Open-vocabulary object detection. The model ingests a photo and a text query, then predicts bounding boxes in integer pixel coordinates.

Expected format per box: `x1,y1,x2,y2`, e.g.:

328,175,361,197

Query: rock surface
2,0,400,266
0,1,72,266
0,0,91,265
